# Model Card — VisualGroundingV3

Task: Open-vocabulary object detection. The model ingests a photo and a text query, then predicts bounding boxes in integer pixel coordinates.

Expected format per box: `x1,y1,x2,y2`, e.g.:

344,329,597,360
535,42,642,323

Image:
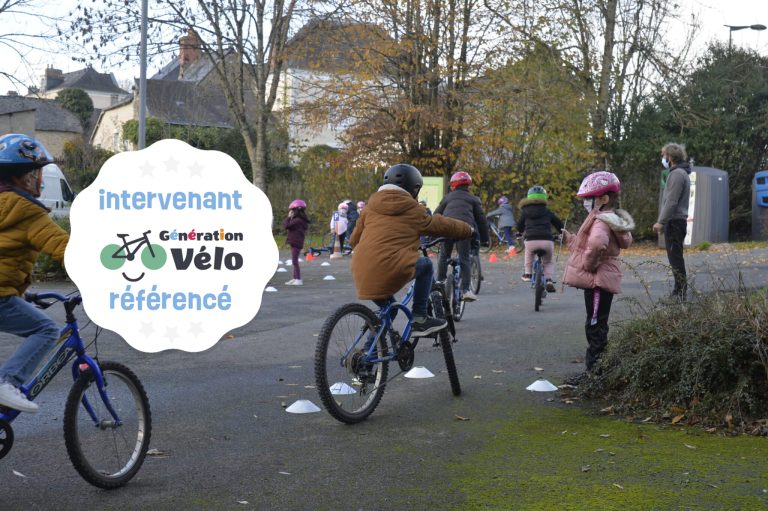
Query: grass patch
450,407,768,510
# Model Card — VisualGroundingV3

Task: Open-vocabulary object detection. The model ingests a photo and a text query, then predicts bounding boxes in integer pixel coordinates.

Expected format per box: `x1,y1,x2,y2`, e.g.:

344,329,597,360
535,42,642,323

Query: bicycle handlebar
24,292,82,309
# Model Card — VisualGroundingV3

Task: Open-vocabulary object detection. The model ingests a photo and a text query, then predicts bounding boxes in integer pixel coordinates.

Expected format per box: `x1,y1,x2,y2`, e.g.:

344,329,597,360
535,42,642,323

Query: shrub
579,285,768,430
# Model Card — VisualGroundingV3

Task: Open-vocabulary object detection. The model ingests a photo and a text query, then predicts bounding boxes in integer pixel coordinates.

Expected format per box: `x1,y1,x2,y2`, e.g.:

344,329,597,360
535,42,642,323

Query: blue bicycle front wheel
314,303,389,424
63,361,151,489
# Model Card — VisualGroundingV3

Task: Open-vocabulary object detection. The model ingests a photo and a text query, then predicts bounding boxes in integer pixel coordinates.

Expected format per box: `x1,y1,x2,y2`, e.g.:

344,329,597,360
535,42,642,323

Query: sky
1,0,767,96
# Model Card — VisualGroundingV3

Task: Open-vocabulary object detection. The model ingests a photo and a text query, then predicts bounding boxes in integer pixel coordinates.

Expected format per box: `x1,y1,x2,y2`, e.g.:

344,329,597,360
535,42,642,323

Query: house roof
48,67,128,95
0,96,83,133
152,54,217,82
286,18,390,72
144,80,232,128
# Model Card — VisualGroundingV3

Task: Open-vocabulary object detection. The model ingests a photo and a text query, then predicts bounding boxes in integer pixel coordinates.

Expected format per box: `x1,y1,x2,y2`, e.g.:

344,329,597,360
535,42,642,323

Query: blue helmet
0,134,53,176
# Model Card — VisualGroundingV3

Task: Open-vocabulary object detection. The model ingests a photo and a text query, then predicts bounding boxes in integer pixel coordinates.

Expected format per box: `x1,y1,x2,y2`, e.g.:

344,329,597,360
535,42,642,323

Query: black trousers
584,288,614,371
437,238,471,291
664,219,687,297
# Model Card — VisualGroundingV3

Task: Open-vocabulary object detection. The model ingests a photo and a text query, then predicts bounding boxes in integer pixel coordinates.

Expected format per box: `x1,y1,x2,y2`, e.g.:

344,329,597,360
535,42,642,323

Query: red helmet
450,171,472,189
576,171,621,197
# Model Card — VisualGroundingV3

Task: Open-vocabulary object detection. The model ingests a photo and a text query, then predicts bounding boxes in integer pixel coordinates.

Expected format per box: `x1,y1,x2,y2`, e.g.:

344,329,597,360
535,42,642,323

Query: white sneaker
285,279,295,285
330,253,343,260
0,382,38,413
286,279,303,286
463,290,478,302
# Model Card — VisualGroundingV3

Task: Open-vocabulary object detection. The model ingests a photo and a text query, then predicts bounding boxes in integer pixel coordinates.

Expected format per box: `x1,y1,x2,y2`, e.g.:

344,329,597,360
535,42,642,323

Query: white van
39,164,75,217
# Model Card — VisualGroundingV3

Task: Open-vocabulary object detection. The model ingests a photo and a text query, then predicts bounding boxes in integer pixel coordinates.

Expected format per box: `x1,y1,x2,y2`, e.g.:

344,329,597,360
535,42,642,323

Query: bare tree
482,0,694,164
68,0,303,191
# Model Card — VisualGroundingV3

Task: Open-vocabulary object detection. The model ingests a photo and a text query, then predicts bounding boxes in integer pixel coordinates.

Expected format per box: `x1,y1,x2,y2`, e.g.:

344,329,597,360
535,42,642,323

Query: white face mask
583,198,594,212
661,156,670,169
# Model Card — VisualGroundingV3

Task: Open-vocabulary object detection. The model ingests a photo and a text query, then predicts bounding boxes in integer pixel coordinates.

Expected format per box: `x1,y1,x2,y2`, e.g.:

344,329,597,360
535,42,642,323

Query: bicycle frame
340,284,416,367
0,293,121,427
111,230,155,261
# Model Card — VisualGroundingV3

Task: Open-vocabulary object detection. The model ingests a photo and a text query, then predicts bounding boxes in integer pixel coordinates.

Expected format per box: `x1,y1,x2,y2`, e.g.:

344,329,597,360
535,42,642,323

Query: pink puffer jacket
562,208,634,294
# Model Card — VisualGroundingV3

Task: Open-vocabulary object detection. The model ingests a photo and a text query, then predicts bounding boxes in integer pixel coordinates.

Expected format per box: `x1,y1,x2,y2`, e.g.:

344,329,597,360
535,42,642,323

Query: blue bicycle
0,292,151,489
314,239,460,424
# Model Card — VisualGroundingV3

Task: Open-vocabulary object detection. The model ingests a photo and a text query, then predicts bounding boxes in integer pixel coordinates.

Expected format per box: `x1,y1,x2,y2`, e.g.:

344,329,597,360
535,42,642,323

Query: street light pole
725,24,767,51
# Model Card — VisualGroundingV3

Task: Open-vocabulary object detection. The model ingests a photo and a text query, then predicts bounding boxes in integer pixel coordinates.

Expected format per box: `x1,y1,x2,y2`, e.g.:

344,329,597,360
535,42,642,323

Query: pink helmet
497,196,509,205
576,171,621,198
337,201,349,210
289,199,306,209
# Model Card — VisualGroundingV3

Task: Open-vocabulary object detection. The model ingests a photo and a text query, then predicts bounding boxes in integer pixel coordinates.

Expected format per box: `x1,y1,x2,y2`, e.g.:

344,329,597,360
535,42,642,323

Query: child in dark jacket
517,185,563,292
283,199,310,286
434,171,489,302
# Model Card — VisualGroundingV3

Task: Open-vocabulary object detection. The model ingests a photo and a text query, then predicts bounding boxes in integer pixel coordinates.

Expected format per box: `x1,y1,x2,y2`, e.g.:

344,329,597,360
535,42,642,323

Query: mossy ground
446,407,768,510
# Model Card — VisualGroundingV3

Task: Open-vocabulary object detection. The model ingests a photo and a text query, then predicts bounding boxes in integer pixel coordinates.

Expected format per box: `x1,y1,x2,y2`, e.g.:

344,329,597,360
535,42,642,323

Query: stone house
32,66,130,110
0,96,83,157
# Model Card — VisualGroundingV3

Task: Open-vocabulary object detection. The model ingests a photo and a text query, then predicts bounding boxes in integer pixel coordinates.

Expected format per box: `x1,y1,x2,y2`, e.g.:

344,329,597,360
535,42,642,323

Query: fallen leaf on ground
641,416,653,423
146,448,170,458
671,414,685,425
533,367,544,372
288,365,302,368
599,434,610,438
492,370,504,373
278,471,291,475
473,375,482,379
226,334,235,339
237,501,249,505
600,405,615,414
684,444,697,449
613,483,624,490
455,415,471,421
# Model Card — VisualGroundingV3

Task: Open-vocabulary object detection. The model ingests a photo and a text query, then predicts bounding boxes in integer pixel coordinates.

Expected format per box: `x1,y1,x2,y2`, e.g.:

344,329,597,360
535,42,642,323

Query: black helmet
383,163,423,198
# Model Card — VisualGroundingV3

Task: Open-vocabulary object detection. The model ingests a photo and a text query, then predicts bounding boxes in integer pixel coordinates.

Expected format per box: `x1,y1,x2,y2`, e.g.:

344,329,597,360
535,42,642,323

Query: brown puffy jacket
0,190,69,296
350,185,472,300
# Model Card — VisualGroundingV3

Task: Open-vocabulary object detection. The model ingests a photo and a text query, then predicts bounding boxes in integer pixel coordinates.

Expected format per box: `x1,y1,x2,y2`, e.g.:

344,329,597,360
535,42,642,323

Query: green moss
448,407,768,510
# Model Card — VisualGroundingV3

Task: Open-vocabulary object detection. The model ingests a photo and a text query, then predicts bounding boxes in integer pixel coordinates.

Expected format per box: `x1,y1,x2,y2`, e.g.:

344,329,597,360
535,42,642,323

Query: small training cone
305,253,315,261
285,260,293,266
489,253,498,263
330,382,357,395
265,286,278,292
321,262,331,267
508,246,516,257
323,275,336,281
526,379,558,392
404,366,435,379
276,267,288,273
285,399,322,414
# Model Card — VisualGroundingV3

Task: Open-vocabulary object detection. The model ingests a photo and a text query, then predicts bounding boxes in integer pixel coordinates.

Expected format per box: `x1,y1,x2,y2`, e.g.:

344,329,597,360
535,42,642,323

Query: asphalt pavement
2,244,767,510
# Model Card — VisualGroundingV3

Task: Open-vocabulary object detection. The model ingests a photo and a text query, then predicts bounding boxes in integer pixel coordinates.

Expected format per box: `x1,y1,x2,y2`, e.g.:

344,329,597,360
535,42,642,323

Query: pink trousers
523,240,555,279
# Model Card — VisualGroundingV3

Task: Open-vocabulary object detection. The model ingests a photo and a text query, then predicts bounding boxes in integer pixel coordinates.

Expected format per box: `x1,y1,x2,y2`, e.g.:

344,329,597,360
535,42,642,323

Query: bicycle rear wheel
63,361,151,489
446,267,465,322
430,291,461,396
315,303,389,424
534,260,545,312
470,253,482,295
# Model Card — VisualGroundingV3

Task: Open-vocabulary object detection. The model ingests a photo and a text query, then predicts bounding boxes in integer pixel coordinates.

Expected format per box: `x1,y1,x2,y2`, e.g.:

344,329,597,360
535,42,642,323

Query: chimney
6,91,18,96
179,29,202,78
42,67,65,91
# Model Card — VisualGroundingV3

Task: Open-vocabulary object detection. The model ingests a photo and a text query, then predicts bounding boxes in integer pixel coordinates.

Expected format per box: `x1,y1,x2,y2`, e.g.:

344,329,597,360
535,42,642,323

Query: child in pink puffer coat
562,171,634,377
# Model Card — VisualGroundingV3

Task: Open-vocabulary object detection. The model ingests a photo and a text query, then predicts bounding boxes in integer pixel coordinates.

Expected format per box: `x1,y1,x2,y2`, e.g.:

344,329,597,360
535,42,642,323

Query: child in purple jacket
283,199,311,286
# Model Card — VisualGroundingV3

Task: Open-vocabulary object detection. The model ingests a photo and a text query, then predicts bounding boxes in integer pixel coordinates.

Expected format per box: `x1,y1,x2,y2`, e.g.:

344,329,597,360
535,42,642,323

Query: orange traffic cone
489,253,498,263
508,246,517,257
305,252,315,261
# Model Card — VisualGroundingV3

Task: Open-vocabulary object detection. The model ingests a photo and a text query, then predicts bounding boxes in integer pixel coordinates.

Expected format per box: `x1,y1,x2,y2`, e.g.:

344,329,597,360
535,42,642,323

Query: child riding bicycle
486,195,516,246
434,171,489,303
517,185,563,293
350,164,472,336
0,134,70,413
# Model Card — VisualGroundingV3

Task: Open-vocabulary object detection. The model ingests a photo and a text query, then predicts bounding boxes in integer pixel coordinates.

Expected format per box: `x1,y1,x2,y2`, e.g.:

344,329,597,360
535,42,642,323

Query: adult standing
653,143,691,300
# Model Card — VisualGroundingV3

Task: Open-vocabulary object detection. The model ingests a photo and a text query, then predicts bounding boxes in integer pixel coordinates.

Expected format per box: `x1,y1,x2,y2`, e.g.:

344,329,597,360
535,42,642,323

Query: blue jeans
412,256,434,317
0,296,60,386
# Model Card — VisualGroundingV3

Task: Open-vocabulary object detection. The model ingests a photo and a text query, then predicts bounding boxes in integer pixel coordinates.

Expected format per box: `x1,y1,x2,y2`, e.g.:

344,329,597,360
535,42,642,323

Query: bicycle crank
0,419,14,460
396,340,415,371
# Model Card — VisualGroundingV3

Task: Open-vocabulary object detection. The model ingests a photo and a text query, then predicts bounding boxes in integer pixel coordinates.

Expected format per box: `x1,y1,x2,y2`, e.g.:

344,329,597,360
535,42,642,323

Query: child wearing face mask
561,171,634,382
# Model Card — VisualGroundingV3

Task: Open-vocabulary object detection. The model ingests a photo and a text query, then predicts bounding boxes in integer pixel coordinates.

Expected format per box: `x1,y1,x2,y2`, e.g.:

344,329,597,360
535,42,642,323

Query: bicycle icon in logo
100,230,167,282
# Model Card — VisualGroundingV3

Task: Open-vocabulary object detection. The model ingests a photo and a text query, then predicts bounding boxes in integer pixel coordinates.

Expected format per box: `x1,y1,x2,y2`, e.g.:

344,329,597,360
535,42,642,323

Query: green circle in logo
100,244,126,270
142,244,167,270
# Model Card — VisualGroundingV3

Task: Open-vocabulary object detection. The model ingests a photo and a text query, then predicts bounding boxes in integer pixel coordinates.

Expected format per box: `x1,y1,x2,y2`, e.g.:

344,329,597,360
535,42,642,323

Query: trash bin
752,170,768,240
